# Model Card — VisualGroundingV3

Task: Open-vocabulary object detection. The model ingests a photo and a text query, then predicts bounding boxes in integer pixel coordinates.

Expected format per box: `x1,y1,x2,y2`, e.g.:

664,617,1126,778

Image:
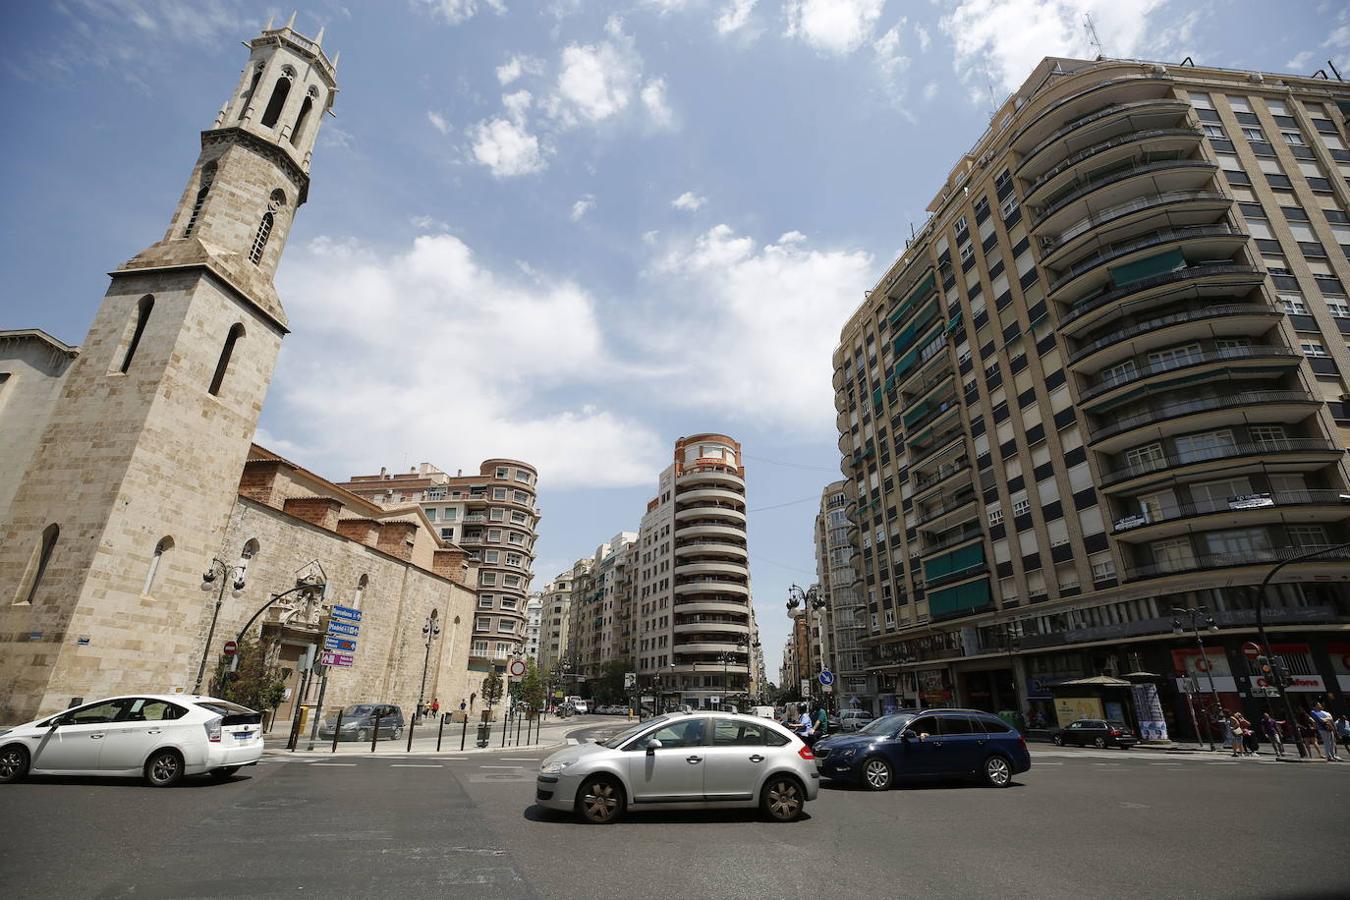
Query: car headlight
539,760,574,775
340,721,360,730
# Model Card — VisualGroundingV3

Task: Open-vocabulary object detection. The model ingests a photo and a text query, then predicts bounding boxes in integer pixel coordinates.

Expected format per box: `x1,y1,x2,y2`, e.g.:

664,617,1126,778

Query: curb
264,740,568,760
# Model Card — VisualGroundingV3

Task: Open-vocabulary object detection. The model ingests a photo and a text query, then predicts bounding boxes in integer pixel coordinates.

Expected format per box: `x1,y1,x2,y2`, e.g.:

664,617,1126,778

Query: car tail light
204,716,222,743
1018,735,1027,749
1110,729,1121,737
797,745,814,761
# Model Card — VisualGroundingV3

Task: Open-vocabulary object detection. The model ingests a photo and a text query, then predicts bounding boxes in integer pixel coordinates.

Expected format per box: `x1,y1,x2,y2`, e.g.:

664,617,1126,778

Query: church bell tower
0,20,338,721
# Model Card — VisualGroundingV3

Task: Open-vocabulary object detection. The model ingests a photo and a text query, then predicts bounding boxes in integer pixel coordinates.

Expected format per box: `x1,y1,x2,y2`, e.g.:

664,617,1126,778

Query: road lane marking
391,764,443,768
310,763,356,767
501,758,539,762
566,738,579,745
428,757,468,761
481,765,524,769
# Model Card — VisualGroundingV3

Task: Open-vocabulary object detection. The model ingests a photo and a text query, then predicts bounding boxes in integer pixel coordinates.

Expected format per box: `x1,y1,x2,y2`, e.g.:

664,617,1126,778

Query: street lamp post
1171,606,1222,751
415,612,441,724
786,584,827,699
194,558,247,694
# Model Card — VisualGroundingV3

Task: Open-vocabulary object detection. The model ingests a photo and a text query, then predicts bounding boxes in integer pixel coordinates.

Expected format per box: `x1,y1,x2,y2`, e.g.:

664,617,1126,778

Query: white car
535,712,820,824
571,701,590,715
0,694,263,787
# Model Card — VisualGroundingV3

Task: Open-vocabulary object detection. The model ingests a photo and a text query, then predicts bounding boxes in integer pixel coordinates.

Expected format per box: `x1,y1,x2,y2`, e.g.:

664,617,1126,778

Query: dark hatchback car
317,704,405,742
814,709,1031,789
1051,719,1138,749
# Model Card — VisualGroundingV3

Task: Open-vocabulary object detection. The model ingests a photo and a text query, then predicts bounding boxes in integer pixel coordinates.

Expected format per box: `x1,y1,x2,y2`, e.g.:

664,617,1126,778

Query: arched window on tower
119,295,154,374
208,323,245,396
142,536,174,596
290,87,318,146
260,66,295,128
353,574,370,610
183,163,216,238
15,524,59,605
238,64,263,122
249,190,286,265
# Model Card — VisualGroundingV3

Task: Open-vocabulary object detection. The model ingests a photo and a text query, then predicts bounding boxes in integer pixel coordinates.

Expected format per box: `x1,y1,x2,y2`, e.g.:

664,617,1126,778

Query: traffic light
1273,657,1291,688
1255,655,1273,681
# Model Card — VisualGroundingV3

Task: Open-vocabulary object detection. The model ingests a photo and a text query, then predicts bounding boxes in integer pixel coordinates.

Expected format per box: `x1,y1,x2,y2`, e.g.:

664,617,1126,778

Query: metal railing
1080,344,1297,402
1035,158,1216,225
915,491,979,527
1027,126,1204,200
1060,264,1262,328
1088,389,1316,444
1045,190,1231,252
1069,302,1273,365
1099,437,1341,486
1124,544,1350,581
1113,488,1350,534
1050,224,1244,296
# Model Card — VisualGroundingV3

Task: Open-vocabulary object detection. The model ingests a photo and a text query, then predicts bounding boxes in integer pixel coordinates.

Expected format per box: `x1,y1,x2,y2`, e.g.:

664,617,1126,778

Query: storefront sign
1254,674,1326,693
1026,675,1075,699
918,669,952,704
1054,696,1103,728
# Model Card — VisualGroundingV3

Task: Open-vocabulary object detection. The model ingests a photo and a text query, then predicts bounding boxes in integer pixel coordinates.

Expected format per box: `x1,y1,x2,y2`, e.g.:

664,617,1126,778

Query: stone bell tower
0,20,338,721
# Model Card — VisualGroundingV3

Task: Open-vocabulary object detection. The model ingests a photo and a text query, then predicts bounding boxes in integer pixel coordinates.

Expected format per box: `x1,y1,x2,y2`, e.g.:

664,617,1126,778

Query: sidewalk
262,714,626,758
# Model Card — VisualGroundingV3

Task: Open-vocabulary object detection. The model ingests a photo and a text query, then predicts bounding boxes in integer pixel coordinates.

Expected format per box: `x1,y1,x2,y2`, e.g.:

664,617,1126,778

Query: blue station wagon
813,708,1031,789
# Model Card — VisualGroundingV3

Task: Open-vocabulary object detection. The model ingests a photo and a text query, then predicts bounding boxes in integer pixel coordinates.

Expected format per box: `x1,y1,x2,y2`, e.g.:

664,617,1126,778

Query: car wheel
861,757,893,791
209,766,241,782
1093,737,1106,749
761,776,805,822
358,728,370,743
144,749,184,788
1052,734,1064,746
983,755,1013,788
0,744,30,784
576,775,625,824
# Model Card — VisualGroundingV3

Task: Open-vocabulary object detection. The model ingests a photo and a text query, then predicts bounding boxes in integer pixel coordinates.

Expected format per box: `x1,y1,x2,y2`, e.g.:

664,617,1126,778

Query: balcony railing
1027,126,1204,200
1124,543,1350,581
1099,437,1341,486
1051,224,1245,296
1113,488,1350,534
915,490,979,527
1088,389,1317,444
912,455,972,494
1069,302,1273,365
1080,344,1297,402
1034,158,1216,226
1044,190,1231,252
1060,264,1263,329
1017,95,1188,172
921,524,985,557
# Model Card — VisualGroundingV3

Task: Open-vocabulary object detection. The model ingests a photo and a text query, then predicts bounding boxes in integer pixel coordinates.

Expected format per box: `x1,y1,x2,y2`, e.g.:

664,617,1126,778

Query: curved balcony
673,561,748,580
1098,437,1344,491
672,641,752,655
675,506,747,526
914,491,979,530
1087,389,1323,451
833,366,847,391
912,455,973,501
674,580,751,597
1041,190,1234,268
676,466,745,490
1025,126,1205,207
674,541,748,561
1033,159,1218,235
1068,302,1278,369
835,389,853,414
1123,543,1350,582
1078,345,1300,408
1049,224,1249,304
1112,489,1350,541
676,487,746,509
678,523,747,543
1058,264,1266,336
672,599,751,616
673,620,750,635
1009,76,1177,163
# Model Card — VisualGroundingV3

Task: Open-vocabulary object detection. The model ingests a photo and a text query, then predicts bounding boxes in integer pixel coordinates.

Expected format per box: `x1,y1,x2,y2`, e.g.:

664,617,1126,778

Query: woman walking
1261,712,1284,758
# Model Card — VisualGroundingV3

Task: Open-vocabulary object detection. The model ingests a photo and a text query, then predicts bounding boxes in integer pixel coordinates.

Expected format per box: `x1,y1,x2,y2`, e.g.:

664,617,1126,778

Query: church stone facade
0,23,480,725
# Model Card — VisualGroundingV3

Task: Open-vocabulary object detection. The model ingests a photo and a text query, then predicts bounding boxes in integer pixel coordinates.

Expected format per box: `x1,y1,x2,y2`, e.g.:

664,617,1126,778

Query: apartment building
566,533,638,682
536,572,573,672
524,593,542,661
832,56,1350,732
340,459,540,674
815,481,873,707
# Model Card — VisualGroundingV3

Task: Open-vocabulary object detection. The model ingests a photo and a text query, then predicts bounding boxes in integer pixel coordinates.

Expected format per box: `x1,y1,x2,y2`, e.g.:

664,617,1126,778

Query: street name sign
323,636,356,652
327,621,359,637
320,651,354,668
330,605,362,622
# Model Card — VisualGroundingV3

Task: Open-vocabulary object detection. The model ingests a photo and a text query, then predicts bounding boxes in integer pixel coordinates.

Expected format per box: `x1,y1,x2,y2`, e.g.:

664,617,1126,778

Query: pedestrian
430,698,440,721
1261,712,1284,758
1297,712,1315,758
1236,712,1256,755
1309,702,1340,762
1225,710,1243,757
1336,714,1350,755
797,704,817,747
814,702,829,739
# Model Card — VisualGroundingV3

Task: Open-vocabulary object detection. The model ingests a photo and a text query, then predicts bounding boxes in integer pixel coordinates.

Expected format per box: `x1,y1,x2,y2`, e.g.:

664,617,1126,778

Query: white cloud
639,226,873,431
873,20,911,98
640,77,676,130
923,80,939,100
1285,50,1314,70
470,117,547,177
410,215,451,231
496,54,544,85
427,110,451,134
415,0,507,25
940,0,1168,95
784,0,885,55
502,88,533,122
916,23,931,51
716,0,757,34
570,194,596,221
671,191,707,211
270,234,664,489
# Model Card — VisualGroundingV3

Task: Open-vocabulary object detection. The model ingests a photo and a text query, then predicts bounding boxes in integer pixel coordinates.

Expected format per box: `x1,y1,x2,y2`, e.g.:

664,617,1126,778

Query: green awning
928,578,993,620
903,401,931,428
1109,248,1185,289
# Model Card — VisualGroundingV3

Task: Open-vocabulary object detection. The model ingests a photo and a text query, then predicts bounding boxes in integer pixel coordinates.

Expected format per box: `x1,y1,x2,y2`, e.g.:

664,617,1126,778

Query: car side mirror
644,738,663,754
900,729,917,741
49,718,64,728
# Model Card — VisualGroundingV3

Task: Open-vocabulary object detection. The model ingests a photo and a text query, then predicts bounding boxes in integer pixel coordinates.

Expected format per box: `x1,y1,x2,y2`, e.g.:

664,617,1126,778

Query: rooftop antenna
982,65,998,117
1329,59,1344,82
1083,12,1104,60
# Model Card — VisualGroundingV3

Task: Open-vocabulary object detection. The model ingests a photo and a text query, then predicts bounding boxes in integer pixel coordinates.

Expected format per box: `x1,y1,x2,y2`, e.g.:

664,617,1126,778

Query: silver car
535,712,819,824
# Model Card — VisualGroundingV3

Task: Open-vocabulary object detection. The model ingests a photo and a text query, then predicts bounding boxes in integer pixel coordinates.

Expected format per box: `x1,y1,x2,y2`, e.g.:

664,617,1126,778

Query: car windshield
859,713,913,735
340,705,375,717
602,715,672,749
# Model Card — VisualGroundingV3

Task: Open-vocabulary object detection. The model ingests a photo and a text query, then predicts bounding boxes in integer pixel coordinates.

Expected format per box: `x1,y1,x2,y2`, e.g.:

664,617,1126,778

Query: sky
4,0,1349,682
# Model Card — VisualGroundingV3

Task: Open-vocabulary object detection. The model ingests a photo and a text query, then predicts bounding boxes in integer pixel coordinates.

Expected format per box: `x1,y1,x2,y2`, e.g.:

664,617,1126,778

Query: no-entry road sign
222,640,238,657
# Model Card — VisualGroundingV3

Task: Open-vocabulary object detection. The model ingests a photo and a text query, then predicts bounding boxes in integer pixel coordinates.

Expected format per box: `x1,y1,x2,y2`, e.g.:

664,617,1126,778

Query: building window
16,524,59,605
440,527,454,540
472,640,488,655
1280,295,1308,315
289,87,317,146
119,295,155,374
183,163,216,237
476,616,492,631
1300,338,1328,357
495,467,508,479
260,67,295,128
238,64,263,121
478,595,493,609
142,536,174,596
208,323,244,396
499,619,516,633
492,488,507,500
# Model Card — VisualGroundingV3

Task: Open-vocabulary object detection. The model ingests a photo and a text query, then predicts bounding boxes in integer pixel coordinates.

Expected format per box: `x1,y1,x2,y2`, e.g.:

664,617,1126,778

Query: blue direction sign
819,670,835,687
327,621,360,637
330,605,362,622
324,636,357,652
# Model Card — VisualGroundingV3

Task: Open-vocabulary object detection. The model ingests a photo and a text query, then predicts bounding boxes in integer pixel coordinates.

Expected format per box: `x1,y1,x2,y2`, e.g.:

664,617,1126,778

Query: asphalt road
3,726,1348,900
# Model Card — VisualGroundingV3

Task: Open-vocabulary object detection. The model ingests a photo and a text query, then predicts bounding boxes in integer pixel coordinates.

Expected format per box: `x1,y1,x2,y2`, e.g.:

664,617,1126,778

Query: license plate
233,731,253,741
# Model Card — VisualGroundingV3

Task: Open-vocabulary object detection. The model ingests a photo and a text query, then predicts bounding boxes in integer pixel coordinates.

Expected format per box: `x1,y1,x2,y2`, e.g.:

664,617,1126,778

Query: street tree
481,670,504,711
519,660,546,715
214,637,288,716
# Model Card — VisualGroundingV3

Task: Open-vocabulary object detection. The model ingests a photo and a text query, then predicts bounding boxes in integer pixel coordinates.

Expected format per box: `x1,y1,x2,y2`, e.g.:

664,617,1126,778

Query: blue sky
4,0,1348,680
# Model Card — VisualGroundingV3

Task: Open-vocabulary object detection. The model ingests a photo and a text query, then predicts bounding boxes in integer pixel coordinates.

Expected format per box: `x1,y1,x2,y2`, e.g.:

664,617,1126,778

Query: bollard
477,721,490,748
437,714,445,752
501,712,508,748
515,714,522,747
371,711,382,753
331,709,344,754
461,716,468,751
406,716,416,753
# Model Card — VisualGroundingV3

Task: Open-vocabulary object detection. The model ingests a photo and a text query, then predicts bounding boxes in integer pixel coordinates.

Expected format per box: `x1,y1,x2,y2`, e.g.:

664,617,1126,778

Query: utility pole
1171,606,1221,750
